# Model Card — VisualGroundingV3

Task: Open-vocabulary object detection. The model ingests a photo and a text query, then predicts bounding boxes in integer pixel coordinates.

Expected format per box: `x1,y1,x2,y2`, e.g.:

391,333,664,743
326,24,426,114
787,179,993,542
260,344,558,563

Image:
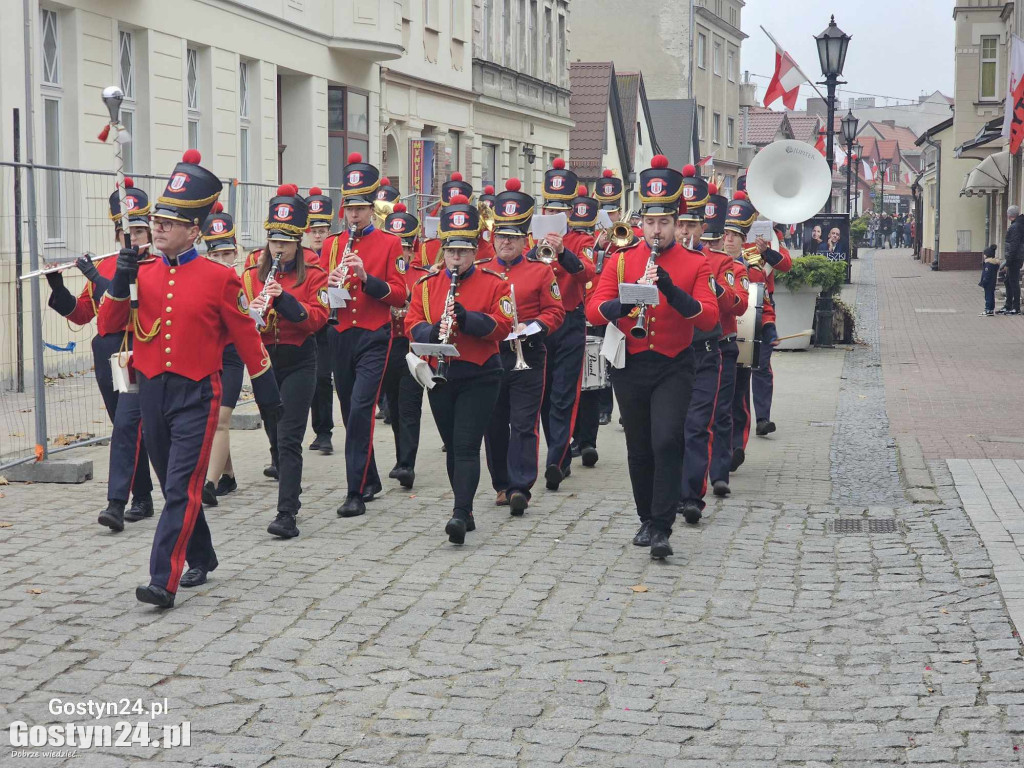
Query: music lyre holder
618,283,659,306
327,286,351,308
410,343,460,359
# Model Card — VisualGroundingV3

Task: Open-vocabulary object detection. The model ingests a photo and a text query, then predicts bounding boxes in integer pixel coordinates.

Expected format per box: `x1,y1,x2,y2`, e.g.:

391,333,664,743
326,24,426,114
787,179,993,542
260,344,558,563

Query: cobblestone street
1,249,1023,767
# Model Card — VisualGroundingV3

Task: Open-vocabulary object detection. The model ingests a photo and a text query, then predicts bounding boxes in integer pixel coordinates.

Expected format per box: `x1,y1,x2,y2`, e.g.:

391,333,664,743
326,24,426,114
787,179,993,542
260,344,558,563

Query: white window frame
727,48,736,82
424,0,439,31
544,6,552,82
697,105,705,140
119,30,136,173
482,141,499,187
186,46,200,151
727,116,735,147
713,112,721,144
713,40,722,77
557,9,566,87
40,8,64,244
41,8,60,86
980,36,999,101
482,0,493,61
697,33,707,70
528,0,538,77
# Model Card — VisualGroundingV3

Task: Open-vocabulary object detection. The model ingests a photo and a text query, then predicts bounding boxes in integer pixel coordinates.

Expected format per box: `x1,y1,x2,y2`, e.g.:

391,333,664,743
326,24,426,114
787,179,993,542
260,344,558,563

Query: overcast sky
741,1,955,112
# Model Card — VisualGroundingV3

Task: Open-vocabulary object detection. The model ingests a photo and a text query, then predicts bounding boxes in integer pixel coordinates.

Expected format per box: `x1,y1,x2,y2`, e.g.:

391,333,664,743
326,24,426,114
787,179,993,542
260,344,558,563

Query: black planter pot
815,294,835,347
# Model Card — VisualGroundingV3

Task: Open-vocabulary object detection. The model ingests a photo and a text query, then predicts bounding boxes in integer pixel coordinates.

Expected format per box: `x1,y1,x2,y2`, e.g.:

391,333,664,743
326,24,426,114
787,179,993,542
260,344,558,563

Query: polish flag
814,129,826,157
861,159,874,181
763,41,803,110
697,152,716,167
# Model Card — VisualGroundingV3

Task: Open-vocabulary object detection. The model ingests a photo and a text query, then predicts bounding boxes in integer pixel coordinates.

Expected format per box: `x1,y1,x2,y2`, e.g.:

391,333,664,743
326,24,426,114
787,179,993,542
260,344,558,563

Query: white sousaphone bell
744,139,833,224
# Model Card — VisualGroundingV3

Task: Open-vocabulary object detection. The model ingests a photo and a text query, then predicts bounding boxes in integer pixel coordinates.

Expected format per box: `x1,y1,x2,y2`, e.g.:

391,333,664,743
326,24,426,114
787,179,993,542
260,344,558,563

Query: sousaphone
745,139,833,224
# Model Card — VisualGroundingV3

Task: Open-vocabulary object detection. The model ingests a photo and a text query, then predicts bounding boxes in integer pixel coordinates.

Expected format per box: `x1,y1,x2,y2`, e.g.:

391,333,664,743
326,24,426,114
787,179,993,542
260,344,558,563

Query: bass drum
581,335,610,390
736,282,765,369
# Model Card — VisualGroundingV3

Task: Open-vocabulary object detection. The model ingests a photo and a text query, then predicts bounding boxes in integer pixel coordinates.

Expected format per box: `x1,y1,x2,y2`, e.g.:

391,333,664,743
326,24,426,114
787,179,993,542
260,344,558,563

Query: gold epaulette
414,271,436,286
481,268,508,280
474,256,494,265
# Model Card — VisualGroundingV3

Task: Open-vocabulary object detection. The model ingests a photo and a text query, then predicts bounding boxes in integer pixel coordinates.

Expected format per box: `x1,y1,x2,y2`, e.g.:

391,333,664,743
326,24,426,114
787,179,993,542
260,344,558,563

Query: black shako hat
593,169,623,211
202,201,237,252
679,165,709,222
152,149,222,226
305,186,333,227
568,184,599,230
639,155,685,216
384,202,420,247
441,172,473,205
438,194,481,248
492,179,534,236
341,152,379,207
543,158,577,210
109,177,151,227
265,184,309,242
701,183,728,241
724,191,758,237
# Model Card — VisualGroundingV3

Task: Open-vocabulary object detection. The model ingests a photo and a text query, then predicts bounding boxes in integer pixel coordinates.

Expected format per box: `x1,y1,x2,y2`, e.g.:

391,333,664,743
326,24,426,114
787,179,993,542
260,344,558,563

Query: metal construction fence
0,160,352,470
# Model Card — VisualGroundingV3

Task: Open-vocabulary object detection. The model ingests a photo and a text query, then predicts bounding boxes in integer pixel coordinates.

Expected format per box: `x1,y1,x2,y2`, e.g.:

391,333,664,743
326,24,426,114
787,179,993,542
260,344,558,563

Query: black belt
722,334,737,343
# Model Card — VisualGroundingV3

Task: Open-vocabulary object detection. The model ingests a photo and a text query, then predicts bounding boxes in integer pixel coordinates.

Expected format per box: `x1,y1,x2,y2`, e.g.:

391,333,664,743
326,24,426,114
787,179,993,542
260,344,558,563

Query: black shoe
650,530,673,559
545,464,563,491
267,512,299,539
598,412,612,426
730,448,745,472
680,501,702,525
202,481,219,508
466,514,476,532
712,480,730,497
996,308,1011,315
136,583,175,608
215,474,237,495
337,495,366,518
124,495,154,523
570,441,582,458
755,420,776,436
376,407,387,421
441,444,447,452
179,566,211,588
309,435,333,454
393,467,415,489
263,464,279,479
445,515,467,545
388,465,402,479
98,501,125,533
509,491,529,517
980,310,995,317
362,483,382,502
581,445,599,467
632,521,652,547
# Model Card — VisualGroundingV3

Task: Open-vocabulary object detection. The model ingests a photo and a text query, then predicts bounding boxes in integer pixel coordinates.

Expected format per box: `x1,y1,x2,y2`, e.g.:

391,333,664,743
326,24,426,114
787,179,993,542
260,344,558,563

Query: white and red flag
763,41,803,110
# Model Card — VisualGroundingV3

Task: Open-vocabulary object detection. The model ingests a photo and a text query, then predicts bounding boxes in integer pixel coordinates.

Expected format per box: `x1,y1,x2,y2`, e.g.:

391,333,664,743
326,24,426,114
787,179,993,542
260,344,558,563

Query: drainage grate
828,518,902,534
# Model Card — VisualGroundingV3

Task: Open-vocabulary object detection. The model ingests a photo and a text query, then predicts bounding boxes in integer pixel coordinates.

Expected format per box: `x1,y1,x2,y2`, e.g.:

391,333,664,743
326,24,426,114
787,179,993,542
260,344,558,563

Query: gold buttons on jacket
165,320,172,326
166,306,172,312
165,361,172,368
164,333,171,340
169,269,176,275
166,293,173,299
168,280,175,286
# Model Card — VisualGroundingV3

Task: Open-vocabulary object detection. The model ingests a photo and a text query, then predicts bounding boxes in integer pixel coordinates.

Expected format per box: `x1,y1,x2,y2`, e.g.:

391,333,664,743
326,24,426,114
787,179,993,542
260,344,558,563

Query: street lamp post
815,16,852,213
852,140,862,216
841,109,859,217
878,158,889,218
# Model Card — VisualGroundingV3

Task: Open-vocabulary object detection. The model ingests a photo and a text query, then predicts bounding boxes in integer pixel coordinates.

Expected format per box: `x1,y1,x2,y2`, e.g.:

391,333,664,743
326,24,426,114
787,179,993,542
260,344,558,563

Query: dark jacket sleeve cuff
48,287,77,317
599,299,623,322
363,276,391,300
763,248,783,267
557,247,584,274
273,291,307,323
712,279,725,298
92,275,112,296
666,286,702,317
462,311,497,337
109,270,131,299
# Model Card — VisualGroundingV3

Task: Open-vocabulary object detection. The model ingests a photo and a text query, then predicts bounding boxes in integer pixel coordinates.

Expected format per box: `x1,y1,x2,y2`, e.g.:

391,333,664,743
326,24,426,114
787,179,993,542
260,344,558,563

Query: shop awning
961,151,1010,196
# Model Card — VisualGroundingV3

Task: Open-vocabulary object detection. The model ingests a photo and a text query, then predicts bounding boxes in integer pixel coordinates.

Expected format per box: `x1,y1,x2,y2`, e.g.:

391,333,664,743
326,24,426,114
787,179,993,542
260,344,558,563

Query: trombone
372,199,395,230
19,244,151,281
598,220,635,250
478,202,496,234
508,284,530,371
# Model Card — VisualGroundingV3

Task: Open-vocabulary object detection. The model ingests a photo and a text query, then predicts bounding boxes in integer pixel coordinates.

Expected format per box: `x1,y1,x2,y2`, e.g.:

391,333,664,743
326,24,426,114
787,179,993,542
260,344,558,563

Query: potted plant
774,255,848,349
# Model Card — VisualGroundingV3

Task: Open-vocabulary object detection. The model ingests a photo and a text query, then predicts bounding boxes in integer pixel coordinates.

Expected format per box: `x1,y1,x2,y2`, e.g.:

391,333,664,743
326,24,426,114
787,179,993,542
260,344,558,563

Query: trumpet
478,202,496,233
372,199,395,230
327,224,359,326
508,284,531,371
253,253,283,331
432,267,461,384
630,236,661,340
599,220,635,250
536,242,557,264
19,244,151,281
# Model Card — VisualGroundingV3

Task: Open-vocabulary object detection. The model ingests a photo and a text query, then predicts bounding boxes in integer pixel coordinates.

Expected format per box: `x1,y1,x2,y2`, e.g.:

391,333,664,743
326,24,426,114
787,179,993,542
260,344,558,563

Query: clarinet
327,224,359,326
432,267,461,385
254,253,283,331
630,236,661,339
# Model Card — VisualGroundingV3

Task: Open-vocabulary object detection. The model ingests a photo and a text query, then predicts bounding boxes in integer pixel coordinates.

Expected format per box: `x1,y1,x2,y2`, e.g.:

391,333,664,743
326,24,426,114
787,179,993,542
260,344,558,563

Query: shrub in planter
777,254,848,296
850,214,869,246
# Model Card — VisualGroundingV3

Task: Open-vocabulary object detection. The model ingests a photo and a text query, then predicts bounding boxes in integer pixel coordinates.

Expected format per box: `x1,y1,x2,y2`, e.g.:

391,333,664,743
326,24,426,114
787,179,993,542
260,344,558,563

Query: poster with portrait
802,213,850,264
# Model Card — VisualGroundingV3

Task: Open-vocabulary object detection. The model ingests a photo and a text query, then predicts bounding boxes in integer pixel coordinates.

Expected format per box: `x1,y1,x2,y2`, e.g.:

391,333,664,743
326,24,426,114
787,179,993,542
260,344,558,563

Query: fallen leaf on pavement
27,589,42,594
0,522,11,527
630,585,648,593
794,681,809,688
0,477,8,485
940,608,948,614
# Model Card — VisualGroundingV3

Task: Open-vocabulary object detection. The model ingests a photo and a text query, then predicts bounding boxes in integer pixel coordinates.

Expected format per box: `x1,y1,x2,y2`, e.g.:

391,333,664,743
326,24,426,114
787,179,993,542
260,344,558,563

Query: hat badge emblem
169,173,188,192
390,220,403,232
648,179,665,196
502,201,518,216
575,203,588,216
347,170,363,185
603,183,614,194
377,189,388,199
706,203,717,217
683,187,695,200
730,205,742,216
124,196,137,210
451,212,468,228
551,177,564,190
212,220,226,234
275,204,292,220
309,201,322,212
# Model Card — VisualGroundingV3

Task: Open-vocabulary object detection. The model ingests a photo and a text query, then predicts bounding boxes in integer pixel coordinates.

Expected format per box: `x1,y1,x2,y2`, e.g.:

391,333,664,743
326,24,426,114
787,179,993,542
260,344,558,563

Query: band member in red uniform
201,203,243,508
46,179,154,531
701,185,748,497
537,160,595,491
379,203,425,488
586,155,719,560
484,179,565,516
406,198,513,544
306,187,336,455
751,222,793,437
99,150,281,608
675,167,734,524
243,185,329,539
418,174,495,267
322,153,407,518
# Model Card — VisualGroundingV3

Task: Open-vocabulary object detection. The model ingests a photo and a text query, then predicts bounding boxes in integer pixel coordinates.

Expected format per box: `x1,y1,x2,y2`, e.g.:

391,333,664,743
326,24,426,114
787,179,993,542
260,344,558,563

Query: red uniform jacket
321,227,407,333
98,251,272,381
586,240,720,357
65,257,128,337
701,248,742,337
747,244,792,326
242,249,330,347
720,253,750,338
489,256,565,335
405,265,513,366
558,230,598,310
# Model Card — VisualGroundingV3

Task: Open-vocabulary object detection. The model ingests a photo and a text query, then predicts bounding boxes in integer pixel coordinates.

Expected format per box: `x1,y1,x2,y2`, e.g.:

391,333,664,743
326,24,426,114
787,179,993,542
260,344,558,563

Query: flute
19,244,151,281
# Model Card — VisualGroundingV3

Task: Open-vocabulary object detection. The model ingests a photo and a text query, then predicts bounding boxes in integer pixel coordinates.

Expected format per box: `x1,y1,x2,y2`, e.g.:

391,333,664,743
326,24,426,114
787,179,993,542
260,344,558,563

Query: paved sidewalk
0,250,1023,766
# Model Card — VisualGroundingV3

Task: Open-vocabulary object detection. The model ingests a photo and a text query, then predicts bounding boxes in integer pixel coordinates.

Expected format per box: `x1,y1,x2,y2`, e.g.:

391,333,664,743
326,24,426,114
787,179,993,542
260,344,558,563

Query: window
727,117,735,147
715,0,723,15
637,121,643,146
727,48,736,82
713,41,722,76
713,112,721,144
697,33,707,69
544,7,553,81
424,0,438,29
728,5,738,27
118,31,136,172
557,12,566,85
40,8,62,241
981,36,998,100
450,131,461,173
724,175,734,198
529,0,538,76
41,9,60,85
452,0,466,40
186,47,200,150
482,142,498,187
502,0,511,67
482,0,492,60
238,61,249,119
697,105,705,140
519,0,527,72
328,86,371,209
238,62,251,238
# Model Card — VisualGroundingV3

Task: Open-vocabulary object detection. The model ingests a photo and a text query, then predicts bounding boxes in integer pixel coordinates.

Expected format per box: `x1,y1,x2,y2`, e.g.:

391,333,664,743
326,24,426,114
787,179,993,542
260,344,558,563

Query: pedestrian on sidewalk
979,244,1000,317
997,206,1024,315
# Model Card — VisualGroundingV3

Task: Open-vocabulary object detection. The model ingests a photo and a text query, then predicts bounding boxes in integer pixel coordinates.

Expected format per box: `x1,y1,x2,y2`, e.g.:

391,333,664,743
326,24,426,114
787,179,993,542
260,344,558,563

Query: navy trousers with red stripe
681,338,722,510
486,341,546,498
751,322,777,423
138,371,220,593
330,325,390,496
93,332,152,504
710,339,739,483
542,305,586,473
732,365,753,453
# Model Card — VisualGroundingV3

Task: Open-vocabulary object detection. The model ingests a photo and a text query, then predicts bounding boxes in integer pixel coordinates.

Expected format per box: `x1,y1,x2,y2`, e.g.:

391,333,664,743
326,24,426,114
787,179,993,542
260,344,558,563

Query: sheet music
503,321,544,341
531,213,568,240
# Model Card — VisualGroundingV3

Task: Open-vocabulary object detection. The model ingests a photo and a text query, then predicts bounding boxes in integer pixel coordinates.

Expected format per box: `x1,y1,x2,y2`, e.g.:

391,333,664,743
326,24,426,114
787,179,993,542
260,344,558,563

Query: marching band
43,141,804,608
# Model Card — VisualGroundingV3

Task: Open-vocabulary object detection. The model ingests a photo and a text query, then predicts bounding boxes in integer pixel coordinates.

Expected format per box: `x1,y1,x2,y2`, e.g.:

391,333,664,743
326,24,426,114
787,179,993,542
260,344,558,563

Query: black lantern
877,158,889,217
816,15,851,78
841,110,859,216
841,110,859,144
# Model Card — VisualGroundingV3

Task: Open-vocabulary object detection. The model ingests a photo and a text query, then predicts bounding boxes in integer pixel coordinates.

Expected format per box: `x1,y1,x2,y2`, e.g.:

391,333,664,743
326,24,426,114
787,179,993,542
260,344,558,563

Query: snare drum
736,282,765,369
581,335,610,390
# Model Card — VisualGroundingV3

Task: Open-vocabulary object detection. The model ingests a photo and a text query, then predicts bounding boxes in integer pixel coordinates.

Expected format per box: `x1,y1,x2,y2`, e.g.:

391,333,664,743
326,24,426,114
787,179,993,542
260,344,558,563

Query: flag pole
760,26,829,103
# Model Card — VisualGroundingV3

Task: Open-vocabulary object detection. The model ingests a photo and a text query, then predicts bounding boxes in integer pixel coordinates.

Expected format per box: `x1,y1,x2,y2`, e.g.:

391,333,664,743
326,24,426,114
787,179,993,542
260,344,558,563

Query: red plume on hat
451,172,463,181
552,158,565,170
347,152,362,163
602,169,614,178
123,177,135,188
484,185,495,195
394,202,407,213
651,155,669,169
708,183,719,195
576,184,588,196
212,201,224,214
277,183,298,196
309,186,323,195
449,194,470,205
380,177,391,186
682,164,697,178
734,191,748,201
506,178,522,191
182,149,202,164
